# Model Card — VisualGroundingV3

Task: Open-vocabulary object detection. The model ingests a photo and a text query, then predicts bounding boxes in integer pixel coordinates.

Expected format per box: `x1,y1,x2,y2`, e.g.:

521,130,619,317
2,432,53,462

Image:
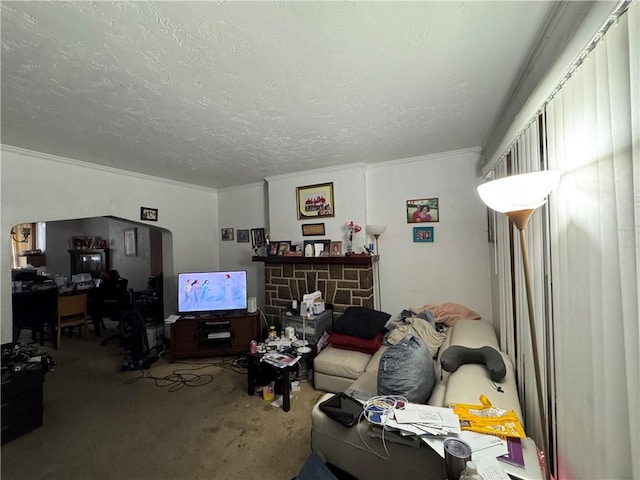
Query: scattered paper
164,314,180,324
475,457,511,480
271,396,283,408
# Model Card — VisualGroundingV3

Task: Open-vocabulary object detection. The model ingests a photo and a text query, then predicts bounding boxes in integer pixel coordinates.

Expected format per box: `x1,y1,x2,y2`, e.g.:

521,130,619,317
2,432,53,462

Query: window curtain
545,2,639,477
487,2,639,478
491,118,553,465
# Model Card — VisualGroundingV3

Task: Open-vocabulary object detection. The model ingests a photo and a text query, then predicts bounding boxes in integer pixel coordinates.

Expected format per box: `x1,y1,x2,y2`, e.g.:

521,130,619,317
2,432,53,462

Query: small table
246,353,297,412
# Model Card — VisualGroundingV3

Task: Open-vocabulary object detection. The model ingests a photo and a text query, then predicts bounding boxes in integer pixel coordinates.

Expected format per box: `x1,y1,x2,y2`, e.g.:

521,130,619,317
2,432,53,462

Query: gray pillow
440,345,506,382
377,334,435,403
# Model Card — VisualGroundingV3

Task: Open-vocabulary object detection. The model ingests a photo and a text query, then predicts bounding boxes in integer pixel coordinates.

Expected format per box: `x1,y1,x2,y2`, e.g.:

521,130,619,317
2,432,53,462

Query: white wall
2,144,492,343
1,146,221,343
367,148,492,319
266,163,367,248
217,182,268,309
262,150,492,320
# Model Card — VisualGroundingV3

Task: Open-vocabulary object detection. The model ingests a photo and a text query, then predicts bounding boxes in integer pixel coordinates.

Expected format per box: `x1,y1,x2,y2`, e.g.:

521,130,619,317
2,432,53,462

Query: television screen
178,270,248,314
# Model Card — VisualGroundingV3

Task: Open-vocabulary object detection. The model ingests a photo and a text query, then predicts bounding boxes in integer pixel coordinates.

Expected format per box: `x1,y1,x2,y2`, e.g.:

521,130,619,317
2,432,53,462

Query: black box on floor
1,343,48,445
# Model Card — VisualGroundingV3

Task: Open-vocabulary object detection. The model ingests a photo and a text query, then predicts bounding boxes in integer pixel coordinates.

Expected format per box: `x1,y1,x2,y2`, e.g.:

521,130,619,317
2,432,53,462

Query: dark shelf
251,255,376,265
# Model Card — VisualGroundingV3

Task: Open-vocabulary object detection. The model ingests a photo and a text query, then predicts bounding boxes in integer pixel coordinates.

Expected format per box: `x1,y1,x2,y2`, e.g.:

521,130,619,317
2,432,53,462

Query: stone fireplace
252,255,376,326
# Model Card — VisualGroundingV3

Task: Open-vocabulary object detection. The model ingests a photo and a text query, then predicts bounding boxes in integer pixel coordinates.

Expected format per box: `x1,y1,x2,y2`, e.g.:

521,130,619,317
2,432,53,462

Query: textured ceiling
1,1,557,189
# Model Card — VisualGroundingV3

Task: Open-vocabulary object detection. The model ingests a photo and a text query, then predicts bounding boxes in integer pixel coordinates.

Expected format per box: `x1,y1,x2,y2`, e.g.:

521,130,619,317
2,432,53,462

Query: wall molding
1,144,217,193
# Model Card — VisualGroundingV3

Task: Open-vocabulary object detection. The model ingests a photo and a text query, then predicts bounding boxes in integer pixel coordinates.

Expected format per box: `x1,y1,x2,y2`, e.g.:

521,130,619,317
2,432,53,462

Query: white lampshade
366,224,387,236
477,170,561,213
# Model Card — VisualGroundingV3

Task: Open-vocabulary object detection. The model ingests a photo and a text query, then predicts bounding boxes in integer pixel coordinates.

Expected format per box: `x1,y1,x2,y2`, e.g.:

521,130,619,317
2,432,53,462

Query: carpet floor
2,322,326,480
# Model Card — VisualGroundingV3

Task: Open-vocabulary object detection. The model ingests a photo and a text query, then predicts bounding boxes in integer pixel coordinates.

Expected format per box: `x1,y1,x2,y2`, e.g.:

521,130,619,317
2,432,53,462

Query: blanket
413,302,481,326
386,316,447,358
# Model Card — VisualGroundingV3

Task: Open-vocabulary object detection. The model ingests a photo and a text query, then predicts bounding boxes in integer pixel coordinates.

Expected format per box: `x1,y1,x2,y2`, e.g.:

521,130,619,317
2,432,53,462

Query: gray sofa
311,318,543,480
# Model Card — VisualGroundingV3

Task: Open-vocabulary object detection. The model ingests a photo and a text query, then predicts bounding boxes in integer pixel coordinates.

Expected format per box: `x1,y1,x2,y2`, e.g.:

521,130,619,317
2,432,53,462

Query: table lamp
477,169,560,480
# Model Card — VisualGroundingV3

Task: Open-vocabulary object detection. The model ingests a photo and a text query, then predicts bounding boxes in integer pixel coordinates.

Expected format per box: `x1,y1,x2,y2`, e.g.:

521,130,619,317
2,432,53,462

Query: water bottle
459,461,484,480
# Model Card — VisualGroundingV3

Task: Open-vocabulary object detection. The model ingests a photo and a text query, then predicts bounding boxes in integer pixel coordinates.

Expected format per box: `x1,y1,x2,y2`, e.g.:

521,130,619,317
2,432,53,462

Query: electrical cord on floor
120,354,249,391
122,367,214,392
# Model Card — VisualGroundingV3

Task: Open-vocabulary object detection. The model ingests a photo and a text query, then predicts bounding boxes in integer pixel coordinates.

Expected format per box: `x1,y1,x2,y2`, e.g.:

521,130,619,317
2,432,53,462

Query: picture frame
315,240,331,257
140,207,158,222
296,182,335,220
330,241,343,256
413,226,434,243
269,242,279,256
237,229,250,243
301,223,326,236
251,228,266,246
406,198,439,223
277,241,291,256
287,245,303,256
124,228,138,256
221,228,234,241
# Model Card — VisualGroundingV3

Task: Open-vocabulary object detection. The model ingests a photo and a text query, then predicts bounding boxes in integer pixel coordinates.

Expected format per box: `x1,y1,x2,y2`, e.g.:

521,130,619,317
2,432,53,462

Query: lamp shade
477,170,561,213
366,224,387,236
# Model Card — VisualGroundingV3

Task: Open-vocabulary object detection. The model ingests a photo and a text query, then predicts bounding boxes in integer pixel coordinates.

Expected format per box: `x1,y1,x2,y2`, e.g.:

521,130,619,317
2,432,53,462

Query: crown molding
1,144,218,193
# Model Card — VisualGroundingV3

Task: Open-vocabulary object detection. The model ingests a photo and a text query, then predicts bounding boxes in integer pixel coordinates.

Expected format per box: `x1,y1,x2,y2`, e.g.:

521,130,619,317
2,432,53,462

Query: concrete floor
2,322,325,480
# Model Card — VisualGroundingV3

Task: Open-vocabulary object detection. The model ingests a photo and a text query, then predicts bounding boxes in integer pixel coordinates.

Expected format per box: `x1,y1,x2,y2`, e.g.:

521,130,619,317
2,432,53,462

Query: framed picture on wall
413,226,434,243
301,223,326,236
251,228,266,246
140,207,158,222
296,182,335,220
406,198,439,223
124,228,138,256
221,228,234,241
237,229,250,243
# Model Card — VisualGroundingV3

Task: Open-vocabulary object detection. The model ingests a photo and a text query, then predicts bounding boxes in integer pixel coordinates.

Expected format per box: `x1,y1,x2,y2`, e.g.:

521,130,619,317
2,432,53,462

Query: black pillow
333,306,391,340
440,345,506,382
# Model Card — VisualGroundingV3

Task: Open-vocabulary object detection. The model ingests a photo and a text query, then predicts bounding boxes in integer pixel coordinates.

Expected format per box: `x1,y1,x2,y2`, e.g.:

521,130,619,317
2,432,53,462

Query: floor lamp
366,224,387,311
477,170,560,480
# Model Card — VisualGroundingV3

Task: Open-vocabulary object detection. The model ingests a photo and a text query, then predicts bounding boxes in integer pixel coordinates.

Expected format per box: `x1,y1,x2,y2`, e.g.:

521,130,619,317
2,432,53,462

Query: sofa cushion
328,331,383,354
332,306,391,339
313,345,372,380
447,318,500,350
377,334,435,403
364,345,387,373
344,371,378,402
443,352,523,423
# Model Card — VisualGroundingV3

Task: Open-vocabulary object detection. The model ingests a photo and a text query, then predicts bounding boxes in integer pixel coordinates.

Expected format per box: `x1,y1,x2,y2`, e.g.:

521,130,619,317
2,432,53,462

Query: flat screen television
178,270,248,314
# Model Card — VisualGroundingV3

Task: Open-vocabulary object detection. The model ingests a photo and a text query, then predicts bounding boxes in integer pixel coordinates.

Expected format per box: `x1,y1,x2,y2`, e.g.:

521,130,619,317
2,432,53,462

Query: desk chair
56,293,90,349
98,271,131,346
12,287,58,346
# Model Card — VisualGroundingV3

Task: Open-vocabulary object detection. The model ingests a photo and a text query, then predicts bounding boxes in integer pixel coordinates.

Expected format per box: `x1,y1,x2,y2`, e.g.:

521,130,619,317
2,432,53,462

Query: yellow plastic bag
453,394,525,439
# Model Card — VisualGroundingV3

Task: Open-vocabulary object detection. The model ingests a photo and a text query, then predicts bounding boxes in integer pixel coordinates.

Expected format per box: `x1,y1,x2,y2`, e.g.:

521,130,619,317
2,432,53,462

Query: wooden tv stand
169,311,260,361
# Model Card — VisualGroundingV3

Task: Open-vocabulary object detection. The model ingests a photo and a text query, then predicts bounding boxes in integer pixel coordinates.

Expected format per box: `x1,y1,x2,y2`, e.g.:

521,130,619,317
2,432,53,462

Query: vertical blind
487,2,639,477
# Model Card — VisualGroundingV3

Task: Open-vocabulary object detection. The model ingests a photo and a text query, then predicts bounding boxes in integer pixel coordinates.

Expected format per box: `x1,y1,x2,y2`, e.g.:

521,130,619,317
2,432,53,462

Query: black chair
97,270,130,346
12,286,58,346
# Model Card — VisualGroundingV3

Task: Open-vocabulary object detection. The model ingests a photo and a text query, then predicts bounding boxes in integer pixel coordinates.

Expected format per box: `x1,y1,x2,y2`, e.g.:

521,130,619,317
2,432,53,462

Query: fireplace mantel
252,255,376,265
